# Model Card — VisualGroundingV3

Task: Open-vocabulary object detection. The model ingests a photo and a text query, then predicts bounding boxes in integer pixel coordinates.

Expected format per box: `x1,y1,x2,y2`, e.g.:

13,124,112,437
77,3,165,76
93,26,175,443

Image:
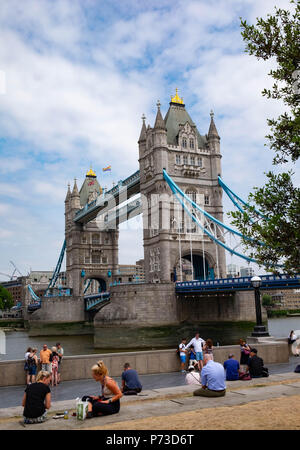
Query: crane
9,261,23,277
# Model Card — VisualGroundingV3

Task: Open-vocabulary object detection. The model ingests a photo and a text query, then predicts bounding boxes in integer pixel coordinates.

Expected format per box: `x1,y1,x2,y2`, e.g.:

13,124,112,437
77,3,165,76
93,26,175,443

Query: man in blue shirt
224,353,240,381
121,362,142,395
194,354,226,397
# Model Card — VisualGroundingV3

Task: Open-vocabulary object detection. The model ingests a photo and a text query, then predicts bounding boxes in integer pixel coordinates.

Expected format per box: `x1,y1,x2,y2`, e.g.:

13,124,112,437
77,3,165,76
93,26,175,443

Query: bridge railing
176,274,300,293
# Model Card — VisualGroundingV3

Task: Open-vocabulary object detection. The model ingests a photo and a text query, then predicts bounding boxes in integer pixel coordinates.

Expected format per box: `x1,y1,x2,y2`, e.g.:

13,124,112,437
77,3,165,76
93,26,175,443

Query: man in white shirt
186,332,206,371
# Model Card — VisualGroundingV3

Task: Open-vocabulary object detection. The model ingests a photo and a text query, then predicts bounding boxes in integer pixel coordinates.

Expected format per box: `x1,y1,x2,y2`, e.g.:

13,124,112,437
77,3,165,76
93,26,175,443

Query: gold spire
86,167,96,177
171,88,184,105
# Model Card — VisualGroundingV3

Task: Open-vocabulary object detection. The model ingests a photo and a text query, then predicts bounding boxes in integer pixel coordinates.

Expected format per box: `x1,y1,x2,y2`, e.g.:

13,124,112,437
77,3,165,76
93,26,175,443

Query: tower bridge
25,90,299,346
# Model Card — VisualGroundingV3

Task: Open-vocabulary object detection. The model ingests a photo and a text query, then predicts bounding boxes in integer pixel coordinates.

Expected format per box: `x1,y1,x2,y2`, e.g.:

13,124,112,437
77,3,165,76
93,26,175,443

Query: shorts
28,366,37,376
180,355,186,363
196,352,203,361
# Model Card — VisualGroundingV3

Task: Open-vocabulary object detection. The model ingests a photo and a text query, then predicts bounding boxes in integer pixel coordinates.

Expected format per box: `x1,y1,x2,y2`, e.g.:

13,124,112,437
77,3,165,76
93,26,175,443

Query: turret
138,113,147,158
152,100,168,174
71,178,81,210
207,110,220,154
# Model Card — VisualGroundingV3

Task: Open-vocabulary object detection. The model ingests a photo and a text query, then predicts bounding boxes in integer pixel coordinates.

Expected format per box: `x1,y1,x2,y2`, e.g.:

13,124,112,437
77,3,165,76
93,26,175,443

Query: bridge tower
139,90,226,283
64,168,119,297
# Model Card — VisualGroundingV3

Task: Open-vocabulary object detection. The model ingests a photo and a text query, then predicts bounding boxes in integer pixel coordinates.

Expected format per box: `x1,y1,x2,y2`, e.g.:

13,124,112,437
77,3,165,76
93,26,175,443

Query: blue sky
0,0,297,278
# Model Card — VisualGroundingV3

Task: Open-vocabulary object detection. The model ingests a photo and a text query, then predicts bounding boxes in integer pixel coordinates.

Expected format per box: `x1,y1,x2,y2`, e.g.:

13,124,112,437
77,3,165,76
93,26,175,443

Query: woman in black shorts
82,360,122,418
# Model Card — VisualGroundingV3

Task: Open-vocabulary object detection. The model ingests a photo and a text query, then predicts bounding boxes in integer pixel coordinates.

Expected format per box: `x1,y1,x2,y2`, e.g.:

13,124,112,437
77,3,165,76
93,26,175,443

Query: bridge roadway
176,274,300,295
27,274,300,313
74,169,140,225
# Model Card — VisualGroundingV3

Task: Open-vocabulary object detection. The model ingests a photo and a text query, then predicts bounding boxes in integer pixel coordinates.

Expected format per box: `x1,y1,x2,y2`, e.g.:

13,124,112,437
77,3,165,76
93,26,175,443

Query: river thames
0,316,299,361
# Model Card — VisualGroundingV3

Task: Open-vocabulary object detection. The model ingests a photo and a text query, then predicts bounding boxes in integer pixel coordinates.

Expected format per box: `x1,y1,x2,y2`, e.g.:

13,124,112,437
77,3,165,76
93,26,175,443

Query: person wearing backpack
27,348,38,385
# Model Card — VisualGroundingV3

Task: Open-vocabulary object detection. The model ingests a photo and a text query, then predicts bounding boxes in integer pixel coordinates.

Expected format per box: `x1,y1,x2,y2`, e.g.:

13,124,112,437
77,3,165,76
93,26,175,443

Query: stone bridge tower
64,168,119,297
139,90,226,283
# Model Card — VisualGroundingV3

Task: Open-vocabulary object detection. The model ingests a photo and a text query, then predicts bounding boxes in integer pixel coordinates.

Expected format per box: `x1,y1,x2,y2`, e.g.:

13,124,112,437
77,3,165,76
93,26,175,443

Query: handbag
76,398,89,420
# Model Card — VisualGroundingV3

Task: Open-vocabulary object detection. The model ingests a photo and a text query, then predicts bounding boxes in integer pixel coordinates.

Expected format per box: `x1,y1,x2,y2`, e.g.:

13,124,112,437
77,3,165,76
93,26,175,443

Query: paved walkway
0,355,299,409
0,371,300,430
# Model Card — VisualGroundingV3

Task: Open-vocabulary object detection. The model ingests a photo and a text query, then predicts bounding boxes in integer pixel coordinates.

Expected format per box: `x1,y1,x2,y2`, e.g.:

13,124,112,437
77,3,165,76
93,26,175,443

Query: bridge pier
93,284,267,349
25,295,94,336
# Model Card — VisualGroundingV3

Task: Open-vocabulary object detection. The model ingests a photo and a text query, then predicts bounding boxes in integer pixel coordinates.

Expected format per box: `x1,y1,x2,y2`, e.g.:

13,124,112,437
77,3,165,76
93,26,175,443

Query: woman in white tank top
82,360,122,418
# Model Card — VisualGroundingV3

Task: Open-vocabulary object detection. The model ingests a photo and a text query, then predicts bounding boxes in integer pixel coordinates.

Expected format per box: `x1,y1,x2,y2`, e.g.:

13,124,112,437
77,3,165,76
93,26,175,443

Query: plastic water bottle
64,410,69,419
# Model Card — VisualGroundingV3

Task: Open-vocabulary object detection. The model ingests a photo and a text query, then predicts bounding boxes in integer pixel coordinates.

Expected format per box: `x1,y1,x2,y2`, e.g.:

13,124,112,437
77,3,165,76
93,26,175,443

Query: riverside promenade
0,356,299,430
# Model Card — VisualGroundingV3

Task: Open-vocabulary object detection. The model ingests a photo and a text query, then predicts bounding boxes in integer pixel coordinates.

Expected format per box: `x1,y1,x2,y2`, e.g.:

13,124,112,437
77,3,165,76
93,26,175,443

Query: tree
0,285,14,310
262,294,274,307
231,1,300,273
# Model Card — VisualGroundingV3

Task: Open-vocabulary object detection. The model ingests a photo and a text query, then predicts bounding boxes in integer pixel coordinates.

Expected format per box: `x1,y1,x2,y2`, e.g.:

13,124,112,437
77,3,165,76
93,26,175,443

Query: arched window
182,138,187,148
176,154,181,165
183,155,188,165
197,157,202,167
189,138,194,149
190,156,195,165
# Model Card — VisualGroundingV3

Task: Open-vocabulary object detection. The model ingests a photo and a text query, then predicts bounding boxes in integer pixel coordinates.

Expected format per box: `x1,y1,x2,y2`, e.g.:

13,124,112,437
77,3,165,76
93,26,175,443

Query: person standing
27,348,38,384
82,360,122,418
50,347,59,387
224,353,240,381
186,333,206,371
203,338,214,360
56,342,64,384
193,354,226,397
22,370,51,424
178,338,188,373
39,344,52,373
121,363,142,394
24,347,32,385
239,339,251,372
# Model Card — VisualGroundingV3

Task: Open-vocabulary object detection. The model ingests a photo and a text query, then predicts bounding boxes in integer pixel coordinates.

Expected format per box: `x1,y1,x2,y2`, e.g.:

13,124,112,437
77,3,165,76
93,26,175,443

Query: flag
102,165,111,172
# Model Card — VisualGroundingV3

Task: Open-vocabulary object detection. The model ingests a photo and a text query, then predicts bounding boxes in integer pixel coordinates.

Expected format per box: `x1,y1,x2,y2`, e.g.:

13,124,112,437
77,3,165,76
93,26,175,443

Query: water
1,316,300,361
267,316,300,338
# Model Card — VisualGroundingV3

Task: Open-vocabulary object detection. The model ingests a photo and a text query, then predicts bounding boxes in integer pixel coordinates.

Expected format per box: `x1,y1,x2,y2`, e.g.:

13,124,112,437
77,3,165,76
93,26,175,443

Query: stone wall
177,291,267,323
0,341,289,387
25,296,87,330
95,283,178,326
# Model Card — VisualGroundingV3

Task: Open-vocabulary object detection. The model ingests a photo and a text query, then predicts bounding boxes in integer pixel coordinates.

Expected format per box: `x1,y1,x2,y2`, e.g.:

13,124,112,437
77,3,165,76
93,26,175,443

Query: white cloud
0,0,297,273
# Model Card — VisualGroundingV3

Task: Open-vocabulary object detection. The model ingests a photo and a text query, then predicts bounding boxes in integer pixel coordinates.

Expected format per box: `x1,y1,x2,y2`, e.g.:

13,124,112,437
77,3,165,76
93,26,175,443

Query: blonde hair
36,370,51,382
91,360,108,377
52,346,57,352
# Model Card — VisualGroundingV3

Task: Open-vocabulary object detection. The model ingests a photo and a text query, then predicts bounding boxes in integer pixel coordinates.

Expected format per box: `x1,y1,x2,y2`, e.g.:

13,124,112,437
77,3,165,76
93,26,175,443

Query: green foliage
231,2,300,273
267,309,300,317
262,294,273,307
0,285,14,310
240,1,300,164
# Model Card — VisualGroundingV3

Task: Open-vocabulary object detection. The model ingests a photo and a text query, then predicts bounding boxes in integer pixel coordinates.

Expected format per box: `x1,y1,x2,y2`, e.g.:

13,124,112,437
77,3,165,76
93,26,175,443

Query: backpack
27,355,35,368
294,364,300,373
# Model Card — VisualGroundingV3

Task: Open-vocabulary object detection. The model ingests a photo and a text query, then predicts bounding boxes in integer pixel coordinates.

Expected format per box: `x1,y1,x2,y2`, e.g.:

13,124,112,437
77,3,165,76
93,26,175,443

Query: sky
0,0,297,279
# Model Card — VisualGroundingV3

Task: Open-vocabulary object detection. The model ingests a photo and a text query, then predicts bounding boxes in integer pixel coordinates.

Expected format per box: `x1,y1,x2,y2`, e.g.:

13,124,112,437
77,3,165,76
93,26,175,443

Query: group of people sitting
22,361,142,424
182,337,269,398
